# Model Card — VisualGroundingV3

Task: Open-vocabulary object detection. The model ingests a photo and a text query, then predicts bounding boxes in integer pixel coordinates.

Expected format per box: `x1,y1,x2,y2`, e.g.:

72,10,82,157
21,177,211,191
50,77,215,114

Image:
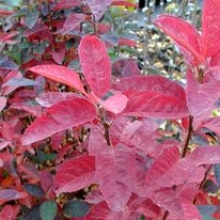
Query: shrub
0,0,220,219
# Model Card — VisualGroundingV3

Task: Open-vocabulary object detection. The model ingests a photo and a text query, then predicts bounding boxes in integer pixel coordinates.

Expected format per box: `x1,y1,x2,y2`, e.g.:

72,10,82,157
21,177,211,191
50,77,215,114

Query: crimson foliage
1,0,220,219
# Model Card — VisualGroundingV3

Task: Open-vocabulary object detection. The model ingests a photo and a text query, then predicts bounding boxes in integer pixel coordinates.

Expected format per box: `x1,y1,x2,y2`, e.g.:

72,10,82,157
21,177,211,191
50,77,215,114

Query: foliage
0,0,220,219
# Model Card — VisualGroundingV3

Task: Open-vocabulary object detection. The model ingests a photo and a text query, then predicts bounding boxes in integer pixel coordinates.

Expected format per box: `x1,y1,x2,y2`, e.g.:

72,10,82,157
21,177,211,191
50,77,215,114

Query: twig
162,115,193,220
182,115,193,158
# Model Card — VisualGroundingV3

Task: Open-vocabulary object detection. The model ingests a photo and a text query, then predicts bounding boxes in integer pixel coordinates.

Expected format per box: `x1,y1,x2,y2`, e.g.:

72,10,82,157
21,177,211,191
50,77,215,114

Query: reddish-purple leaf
86,0,112,20
111,75,186,98
0,96,7,112
201,117,220,136
111,0,137,7
28,65,86,95
22,97,96,145
94,144,136,212
109,117,159,156
154,15,204,66
152,188,202,220
89,128,136,212
202,0,220,59
54,155,95,194
52,0,82,11
2,77,35,95
118,37,136,47
148,146,220,194
0,140,10,151
111,58,141,79
23,23,51,41
85,202,111,220
121,197,160,220
0,189,26,205
78,35,111,98
186,70,220,116
112,76,189,118
36,92,79,107
0,205,20,220
145,146,180,189
40,170,53,192
188,146,220,166
88,126,108,155
62,13,86,34
18,161,40,182
99,94,128,114
50,48,65,64
122,91,189,119
109,117,131,146
150,161,205,193
0,32,18,43
9,96,43,117
180,202,203,220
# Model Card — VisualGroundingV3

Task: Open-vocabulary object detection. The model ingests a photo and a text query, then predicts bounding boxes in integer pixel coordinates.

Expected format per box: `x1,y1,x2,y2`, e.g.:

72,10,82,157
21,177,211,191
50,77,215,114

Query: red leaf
151,161,205,193
109,117,159,156
111,0,137,7
22,97,96,145
154,15,204,66
85,201,111,220
121,197,160,220
118,37,136,47
188,146,220,166
79,35,111,98
94,144,136,212
202,0,220,59
86,0,112,20
52,0,82,11
145,146,180,190
28,65,86,95
89,128,136,212
148,146,220,194
112,76,189,118
186,70,220,116
54,155,95,194
0,96,7,112
111,75,186,97
122,91,189,119
36,92,79,107
112,58,141,79
0,205,20,220
152,188,202,220
0,32,18,44
0,189,26,205
180,202,203,220
9,96,42,117
50,48,65,64
201,117,220,136
23,23,51,40
18,161,40,183
99,94,128,114
62,13,86,34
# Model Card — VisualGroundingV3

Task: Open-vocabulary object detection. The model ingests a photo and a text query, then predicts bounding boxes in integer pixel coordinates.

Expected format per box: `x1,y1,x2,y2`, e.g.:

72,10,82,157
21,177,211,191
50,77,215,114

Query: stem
99,108,110,145
161,210,169,220
162,115,193,220
193,165,212,204
182,115,193,158
92,14,97,34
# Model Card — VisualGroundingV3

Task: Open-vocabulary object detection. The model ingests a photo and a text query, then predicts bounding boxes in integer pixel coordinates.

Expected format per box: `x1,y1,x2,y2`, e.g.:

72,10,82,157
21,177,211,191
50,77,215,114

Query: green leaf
40,201,58,220
63,200,90,217
0,0,22,10
26,9,39,29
